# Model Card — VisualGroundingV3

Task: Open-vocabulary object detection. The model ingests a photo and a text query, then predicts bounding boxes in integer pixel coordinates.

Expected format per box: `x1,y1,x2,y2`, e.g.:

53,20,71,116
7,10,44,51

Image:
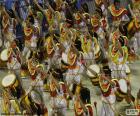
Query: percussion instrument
0,49,9,60
86,64,100,86
0,49,9,68
113,79,128,102
20,90,47,115
2,74,25,99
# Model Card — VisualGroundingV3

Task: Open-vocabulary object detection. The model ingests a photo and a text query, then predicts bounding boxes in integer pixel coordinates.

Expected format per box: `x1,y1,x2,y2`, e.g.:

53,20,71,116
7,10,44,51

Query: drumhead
0,49,9,61
118,79,127,93
2,74,16,87
86,64,100,77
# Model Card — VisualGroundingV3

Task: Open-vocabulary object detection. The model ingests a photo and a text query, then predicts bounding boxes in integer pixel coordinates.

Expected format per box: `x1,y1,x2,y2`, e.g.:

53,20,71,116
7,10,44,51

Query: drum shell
3,76,25,99
86,65,100,86
90,76,100,86
0,59,7,68
113,80,127,102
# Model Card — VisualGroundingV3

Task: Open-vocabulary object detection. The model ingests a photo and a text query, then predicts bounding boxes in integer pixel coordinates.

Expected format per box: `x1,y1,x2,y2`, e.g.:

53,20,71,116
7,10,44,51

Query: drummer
108,0,129,28
7,40,21,71
99,65,117,116
1,6,17,48
49,68,67,116
109,32,129,79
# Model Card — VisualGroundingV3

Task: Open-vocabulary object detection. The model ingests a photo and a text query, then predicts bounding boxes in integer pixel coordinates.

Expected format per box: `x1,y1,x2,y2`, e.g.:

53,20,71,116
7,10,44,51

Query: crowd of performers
0,0,140,115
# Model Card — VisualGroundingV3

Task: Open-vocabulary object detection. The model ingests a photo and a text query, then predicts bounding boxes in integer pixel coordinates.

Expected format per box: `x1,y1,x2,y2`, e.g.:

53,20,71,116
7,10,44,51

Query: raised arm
12,3,23,24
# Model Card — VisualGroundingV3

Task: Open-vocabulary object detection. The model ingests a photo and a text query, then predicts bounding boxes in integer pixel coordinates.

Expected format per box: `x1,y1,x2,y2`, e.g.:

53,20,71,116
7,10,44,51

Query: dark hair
28,15,34,25
114,0,120,4
80,87,91,104
119,36,125,46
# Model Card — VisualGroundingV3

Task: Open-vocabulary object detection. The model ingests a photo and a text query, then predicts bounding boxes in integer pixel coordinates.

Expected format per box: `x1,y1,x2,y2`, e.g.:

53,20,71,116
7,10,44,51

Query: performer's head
114,0,120,9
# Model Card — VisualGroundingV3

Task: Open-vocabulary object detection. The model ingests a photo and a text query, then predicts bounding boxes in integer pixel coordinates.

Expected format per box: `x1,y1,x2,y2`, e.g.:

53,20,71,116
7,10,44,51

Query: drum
113,79,128,102
2,74,25,99
0,49,9,67
20,90,47,115
86,64,100,86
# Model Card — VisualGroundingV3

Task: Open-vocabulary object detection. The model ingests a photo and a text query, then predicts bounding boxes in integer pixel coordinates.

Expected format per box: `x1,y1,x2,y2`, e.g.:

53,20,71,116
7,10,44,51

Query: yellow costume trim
46,36,54,55
67,48,77,66
108,4,127,17
99,77,110,93
81,36,91,53
24,25,33,36
109,45,128,65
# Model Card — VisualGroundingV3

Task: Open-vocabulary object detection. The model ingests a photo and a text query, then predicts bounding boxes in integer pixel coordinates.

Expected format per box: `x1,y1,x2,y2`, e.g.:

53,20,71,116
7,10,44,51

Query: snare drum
113,79,128,102
86,64,100,86
2,74,25,99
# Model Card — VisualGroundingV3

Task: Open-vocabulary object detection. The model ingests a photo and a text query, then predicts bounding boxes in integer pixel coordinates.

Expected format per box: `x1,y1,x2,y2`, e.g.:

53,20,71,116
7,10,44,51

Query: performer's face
114,2,120,10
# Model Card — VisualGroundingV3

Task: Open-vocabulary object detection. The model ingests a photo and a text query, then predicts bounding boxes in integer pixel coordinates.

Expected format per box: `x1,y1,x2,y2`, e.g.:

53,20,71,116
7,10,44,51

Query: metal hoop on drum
86,64,100,86
2,73,25,99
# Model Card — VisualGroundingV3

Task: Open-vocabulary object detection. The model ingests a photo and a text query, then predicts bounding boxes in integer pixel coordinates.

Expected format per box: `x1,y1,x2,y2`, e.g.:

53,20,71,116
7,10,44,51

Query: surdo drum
0,49,9,67
2,74,25,99
113,79,128,102
86,64,100,86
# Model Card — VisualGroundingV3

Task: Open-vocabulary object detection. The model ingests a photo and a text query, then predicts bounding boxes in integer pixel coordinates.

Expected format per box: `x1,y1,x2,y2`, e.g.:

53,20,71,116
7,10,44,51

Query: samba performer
80,34,95,66
65,45,84,88
20,88,48,115
108,0,129,28
74,87,93,116
109,33,129,79
12,4,40,61
45,34,62,71
1,91,21,114
49,68,67,116
1,6,17,48
99,66,117,116
74,12,89,34
34,0,61,33
90,13,107,60
7,40,21,71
